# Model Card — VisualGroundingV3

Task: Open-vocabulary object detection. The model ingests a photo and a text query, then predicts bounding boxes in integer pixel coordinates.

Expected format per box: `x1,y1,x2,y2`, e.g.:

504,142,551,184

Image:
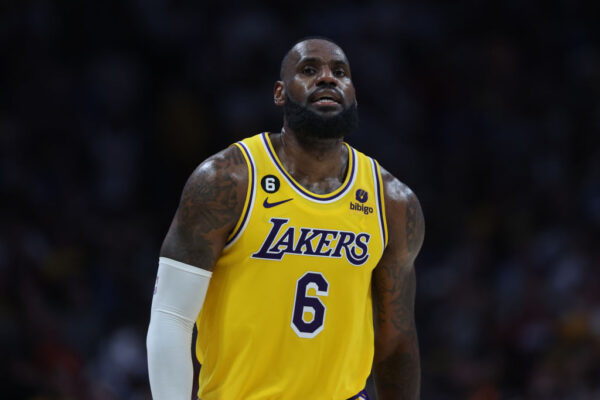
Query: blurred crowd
2,0,599,399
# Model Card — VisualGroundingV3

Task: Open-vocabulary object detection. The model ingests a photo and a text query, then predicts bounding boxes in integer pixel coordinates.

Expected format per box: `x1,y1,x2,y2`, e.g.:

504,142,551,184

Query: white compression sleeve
147,257,211,400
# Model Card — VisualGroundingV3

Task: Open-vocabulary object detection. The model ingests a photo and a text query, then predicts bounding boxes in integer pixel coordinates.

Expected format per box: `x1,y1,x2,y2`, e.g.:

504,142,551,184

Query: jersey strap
370,158,388,248
225,141,257,248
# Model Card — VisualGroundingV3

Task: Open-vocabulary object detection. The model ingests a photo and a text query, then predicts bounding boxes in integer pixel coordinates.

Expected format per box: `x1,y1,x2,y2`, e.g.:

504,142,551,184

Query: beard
283,94,358,140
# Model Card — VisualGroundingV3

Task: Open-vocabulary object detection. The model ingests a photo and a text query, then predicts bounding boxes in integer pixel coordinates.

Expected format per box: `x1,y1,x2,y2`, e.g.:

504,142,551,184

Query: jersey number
265,177,277,192
291,272,329,338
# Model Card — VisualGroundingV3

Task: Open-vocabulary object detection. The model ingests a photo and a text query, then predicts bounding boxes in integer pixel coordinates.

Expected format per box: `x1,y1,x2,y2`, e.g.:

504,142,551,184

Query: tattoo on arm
374,191,423,332
160,146,247,268
373,258,416,333
178,157,241,233
372,183,424,399
406,193,425,255
376,349,419,397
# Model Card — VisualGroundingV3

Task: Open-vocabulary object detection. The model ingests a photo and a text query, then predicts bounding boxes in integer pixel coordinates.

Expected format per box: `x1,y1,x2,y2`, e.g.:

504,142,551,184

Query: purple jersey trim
261,132,356,203
347,388,370,399
226,141,255,245
371,158,387,247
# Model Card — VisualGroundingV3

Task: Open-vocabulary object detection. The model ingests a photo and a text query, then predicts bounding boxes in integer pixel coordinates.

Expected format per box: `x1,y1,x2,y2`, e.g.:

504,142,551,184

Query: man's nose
316,67,337,86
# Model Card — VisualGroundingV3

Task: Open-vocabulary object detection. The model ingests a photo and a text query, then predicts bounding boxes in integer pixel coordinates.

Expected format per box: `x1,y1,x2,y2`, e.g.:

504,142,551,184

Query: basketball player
147,38,424,399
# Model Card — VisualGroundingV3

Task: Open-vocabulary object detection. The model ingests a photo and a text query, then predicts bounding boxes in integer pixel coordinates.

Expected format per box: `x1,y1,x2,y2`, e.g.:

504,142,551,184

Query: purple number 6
291,272,329,338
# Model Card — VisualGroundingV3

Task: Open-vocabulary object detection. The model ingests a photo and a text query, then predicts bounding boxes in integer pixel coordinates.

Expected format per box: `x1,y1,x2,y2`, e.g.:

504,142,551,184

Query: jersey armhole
224,142,256,248
371,159,389,249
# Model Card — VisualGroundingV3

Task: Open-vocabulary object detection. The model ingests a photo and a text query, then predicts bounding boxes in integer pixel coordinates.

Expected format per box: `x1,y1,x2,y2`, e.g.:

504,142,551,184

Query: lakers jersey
195,132,388,399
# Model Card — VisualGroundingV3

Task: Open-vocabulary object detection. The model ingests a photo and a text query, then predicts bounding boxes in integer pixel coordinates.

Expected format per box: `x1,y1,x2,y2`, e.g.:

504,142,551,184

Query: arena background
2,1,599,398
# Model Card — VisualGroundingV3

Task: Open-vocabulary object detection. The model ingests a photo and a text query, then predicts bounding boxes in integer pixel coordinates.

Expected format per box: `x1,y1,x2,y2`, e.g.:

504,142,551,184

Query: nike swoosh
263,197,293,208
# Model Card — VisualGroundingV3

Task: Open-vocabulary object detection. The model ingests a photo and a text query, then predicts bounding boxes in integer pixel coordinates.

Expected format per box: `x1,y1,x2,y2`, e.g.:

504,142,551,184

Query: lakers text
252,218,371,266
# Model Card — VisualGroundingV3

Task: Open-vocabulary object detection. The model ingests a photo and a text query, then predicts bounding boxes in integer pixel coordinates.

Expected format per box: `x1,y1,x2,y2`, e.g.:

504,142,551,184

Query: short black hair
279,36,343,80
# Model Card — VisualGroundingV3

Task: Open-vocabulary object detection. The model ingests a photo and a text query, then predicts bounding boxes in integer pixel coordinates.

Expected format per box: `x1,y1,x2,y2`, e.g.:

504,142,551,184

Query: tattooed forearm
374,340,421,400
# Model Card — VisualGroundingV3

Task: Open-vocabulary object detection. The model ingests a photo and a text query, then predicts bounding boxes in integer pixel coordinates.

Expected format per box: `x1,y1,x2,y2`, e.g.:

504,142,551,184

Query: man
147,37,424,400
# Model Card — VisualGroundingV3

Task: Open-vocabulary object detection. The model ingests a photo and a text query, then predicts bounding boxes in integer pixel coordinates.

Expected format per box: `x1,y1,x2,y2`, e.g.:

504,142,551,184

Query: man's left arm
372,169,425,400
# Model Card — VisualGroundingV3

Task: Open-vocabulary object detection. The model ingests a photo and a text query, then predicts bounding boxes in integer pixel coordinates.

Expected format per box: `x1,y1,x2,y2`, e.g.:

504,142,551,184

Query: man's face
276,40,358,139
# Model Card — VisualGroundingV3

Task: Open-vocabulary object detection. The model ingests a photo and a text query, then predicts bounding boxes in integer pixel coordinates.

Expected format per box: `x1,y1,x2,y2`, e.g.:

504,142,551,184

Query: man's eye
302,66,316,75
334,69,346,77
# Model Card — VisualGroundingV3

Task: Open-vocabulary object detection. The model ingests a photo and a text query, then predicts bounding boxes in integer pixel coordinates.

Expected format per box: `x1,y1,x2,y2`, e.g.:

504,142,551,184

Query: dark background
2,1,600,399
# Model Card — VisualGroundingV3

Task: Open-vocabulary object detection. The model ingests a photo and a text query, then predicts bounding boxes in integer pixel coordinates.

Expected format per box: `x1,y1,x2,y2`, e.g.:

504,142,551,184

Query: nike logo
263,197,293,208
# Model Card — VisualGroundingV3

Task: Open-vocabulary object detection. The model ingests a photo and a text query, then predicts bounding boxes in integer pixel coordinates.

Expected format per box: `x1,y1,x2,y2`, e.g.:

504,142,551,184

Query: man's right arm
147,145,248,400
160,144,249,268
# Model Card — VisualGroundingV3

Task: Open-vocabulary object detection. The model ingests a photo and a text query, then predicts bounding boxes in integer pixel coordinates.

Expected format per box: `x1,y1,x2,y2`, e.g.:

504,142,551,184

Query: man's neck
271,129,349,195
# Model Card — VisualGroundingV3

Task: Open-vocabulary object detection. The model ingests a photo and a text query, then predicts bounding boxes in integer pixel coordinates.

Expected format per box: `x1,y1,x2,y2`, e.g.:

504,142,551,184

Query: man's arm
160,144,248,268
372,168,425,400
147,145,248,400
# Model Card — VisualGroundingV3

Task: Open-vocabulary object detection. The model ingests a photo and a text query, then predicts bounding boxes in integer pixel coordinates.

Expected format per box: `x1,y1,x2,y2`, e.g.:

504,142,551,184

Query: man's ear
274,81,285,106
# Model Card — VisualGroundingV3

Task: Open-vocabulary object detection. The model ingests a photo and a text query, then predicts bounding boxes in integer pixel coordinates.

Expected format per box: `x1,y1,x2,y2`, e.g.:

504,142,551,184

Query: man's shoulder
176,144,249,215
160,144,250,265
346,148,419,211
377,165,425,256
378,165,418,208
189,145,248,187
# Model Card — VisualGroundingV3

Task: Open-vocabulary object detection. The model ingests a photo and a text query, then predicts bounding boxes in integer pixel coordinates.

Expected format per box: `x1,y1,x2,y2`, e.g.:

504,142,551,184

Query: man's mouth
313,97,339,106
310,91,342,107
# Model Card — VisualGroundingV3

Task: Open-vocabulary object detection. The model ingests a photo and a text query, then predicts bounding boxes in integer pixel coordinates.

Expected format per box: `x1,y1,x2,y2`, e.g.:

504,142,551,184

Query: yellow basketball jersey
195,132,388,399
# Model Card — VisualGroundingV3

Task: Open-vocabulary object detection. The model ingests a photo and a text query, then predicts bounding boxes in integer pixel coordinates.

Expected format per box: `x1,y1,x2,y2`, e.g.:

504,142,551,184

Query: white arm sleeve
147,257,211,400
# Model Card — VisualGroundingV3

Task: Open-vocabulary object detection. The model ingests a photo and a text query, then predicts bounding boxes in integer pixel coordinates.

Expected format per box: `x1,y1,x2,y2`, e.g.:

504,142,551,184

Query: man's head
274,37,358,140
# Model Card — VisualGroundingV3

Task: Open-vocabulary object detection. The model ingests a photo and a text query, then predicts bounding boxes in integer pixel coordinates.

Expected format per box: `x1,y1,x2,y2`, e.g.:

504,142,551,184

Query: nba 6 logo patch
261,175,280,193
